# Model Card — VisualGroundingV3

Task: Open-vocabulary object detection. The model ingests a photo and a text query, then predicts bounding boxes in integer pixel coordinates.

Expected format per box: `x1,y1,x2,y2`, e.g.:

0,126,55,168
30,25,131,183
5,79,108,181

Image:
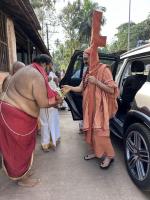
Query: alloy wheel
126,130,150,181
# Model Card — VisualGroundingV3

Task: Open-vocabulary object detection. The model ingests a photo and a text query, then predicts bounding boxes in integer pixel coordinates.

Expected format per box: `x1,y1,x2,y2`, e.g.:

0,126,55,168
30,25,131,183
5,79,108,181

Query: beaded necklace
83,68,89,91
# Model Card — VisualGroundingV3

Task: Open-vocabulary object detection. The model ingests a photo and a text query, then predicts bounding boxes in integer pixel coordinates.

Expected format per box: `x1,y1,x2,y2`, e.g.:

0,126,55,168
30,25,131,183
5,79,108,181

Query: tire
124,123,150,190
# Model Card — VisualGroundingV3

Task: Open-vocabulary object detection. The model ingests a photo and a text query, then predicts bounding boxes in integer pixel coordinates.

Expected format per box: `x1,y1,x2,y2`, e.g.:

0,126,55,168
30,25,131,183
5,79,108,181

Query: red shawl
32,62,57,99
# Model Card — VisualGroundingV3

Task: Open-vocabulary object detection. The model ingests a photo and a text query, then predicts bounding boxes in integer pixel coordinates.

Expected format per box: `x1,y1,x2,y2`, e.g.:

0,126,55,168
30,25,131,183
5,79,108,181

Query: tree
108,22,135,52
30,0,59,46
79,0,106,45
59,0,106,47
59,0,82,42
55,0,106,70
30,0,55,9
30,0,107,70
53,38,80,71
108,14,150,53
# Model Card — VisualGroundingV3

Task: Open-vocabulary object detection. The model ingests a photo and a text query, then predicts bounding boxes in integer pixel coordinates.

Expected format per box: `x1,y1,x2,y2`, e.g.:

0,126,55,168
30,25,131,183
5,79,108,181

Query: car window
119,57,150,95
100,59,115,70
71,56,83,79
71,54,118,79
119,61,131,87
100,59,113,66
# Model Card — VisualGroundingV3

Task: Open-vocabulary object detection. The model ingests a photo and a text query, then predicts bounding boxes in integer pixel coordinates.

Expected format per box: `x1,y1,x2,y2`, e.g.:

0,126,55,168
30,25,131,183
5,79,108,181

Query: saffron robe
82,11,119,157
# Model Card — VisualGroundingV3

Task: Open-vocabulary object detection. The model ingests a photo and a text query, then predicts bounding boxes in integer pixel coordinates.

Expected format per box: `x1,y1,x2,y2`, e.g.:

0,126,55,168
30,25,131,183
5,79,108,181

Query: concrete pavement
0,111,150,200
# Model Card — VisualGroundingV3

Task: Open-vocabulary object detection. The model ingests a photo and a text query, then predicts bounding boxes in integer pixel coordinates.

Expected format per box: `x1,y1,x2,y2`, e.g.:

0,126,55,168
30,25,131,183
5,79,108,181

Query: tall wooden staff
87,10,107,71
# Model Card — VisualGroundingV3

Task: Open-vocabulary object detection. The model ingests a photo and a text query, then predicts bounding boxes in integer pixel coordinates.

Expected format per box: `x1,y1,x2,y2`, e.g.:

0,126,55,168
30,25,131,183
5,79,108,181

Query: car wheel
124,123,150,190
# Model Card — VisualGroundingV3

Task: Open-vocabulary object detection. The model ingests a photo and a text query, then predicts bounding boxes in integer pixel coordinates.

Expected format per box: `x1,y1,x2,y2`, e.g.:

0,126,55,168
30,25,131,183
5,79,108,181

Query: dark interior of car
116,60,148,122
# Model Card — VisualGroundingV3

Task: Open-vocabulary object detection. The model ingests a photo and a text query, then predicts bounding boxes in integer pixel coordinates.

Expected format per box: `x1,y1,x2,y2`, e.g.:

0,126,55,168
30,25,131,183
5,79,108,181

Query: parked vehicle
60,45,150,190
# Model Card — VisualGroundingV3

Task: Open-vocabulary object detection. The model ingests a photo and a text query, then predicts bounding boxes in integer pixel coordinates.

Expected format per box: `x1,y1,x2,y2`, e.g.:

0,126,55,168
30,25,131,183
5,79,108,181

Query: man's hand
48,95,63,107
88,76,97,85
55,94,63,105
62,85,72,95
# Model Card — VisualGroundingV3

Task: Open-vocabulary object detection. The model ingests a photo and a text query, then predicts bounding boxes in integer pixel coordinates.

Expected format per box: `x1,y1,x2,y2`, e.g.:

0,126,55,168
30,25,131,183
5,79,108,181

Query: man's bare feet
17,177,40,187
41,145,50,152
26,170,34,177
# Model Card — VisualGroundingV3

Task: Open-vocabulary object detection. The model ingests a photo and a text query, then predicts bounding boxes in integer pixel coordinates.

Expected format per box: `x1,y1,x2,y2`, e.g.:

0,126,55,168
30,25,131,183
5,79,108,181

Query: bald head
11,61,25,75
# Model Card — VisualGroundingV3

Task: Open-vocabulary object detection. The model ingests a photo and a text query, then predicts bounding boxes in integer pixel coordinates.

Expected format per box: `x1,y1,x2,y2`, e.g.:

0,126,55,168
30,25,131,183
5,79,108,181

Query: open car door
60,50,119,121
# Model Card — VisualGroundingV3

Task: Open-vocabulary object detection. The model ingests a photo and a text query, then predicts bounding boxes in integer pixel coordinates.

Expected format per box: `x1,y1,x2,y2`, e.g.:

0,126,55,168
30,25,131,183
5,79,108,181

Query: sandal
84,154,96,160
99,157,114,169
97,156,105,164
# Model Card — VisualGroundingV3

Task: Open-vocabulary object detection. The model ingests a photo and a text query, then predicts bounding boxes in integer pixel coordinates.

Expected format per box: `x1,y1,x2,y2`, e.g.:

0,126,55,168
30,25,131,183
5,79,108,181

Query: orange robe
82,11,119,158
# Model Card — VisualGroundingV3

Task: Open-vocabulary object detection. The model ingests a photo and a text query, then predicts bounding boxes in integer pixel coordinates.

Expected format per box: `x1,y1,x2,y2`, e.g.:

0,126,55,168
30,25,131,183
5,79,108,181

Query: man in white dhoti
40,64,61,151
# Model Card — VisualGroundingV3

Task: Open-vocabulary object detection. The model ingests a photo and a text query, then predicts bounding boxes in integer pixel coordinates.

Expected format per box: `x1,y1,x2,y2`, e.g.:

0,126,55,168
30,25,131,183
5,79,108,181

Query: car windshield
100,58,115,66
70,52,119,80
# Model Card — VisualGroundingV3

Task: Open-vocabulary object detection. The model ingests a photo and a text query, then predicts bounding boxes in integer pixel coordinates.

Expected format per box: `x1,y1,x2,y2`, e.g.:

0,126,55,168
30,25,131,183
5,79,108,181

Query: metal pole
46,23,49,51
127,0,131,51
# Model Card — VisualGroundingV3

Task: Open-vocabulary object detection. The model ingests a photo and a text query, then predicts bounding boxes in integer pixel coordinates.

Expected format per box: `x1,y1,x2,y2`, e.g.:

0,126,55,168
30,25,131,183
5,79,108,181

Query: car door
134,66,150,115
60,50,119,121
110,57,150,138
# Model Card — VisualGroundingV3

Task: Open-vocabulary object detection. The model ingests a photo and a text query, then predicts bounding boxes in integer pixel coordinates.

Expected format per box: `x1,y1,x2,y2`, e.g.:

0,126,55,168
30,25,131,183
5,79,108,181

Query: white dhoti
48,107,60,146
40,107,60,147
40,71,61,148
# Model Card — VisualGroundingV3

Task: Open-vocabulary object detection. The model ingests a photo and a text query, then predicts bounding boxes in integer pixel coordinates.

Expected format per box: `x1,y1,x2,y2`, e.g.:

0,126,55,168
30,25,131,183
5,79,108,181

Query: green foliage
108,17,150,53
59,0,82,41
53,39,80,70
30,0,56,26
30,0,59,44
79,0,106,44
59,0,105,45
55,0,106,70
30,0,55,9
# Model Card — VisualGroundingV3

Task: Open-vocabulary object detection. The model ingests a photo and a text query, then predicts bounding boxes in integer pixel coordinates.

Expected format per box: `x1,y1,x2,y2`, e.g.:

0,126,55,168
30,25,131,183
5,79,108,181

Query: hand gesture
88,76,97,84
56,94,63,105
48,94,63,107
62,85,72,95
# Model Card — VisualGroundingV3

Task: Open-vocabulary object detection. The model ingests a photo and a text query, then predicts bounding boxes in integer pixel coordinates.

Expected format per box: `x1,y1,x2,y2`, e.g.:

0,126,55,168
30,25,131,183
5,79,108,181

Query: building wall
6,17,17,72
0,16,17,92
0,11,9,72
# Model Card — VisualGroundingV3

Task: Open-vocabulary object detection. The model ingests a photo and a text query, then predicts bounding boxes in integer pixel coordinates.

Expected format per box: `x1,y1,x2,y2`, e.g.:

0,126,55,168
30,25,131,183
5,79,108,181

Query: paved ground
0,111,150,200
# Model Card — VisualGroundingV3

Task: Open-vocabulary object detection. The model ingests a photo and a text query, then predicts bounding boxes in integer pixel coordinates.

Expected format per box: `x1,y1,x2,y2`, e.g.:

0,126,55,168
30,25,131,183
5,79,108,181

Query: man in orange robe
63,11,119,168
